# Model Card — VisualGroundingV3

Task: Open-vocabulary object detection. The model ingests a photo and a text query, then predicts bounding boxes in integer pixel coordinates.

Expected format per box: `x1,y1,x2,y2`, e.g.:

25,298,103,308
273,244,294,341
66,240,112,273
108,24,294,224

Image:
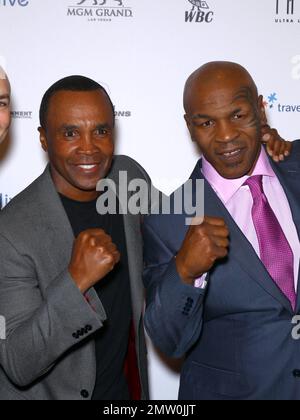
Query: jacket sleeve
143,219,207,359
0,233,107,388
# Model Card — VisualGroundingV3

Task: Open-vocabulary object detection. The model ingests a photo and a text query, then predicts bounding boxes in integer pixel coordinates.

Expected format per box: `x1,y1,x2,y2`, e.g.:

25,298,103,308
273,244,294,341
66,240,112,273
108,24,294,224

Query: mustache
215,141,247,154
69,155,108,165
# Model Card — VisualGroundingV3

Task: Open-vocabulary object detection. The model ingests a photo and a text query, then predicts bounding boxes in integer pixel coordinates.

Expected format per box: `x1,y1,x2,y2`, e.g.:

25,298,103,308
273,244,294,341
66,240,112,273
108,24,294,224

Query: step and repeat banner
0,0,299,400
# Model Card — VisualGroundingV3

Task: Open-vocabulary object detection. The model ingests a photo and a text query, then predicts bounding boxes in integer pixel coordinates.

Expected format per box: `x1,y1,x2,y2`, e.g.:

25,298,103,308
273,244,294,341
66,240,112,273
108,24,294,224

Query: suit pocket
191,361,249,399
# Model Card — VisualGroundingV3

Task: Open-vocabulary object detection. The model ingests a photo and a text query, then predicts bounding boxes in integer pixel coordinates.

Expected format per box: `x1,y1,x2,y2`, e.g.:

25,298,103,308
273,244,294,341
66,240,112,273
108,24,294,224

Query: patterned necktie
245,175,296,311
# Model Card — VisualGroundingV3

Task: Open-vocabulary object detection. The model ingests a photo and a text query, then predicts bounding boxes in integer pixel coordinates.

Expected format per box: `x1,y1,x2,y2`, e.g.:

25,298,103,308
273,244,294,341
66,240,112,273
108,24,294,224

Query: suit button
85,325,92,334
293,370,300,378
80,390,89,399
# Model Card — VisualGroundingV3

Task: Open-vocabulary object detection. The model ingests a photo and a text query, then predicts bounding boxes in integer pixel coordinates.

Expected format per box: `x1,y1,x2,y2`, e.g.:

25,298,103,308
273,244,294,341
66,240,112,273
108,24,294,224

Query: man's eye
0,102,8,108
96,128,109,136
233,114,244,120
64,131,77,138
201,120,214,128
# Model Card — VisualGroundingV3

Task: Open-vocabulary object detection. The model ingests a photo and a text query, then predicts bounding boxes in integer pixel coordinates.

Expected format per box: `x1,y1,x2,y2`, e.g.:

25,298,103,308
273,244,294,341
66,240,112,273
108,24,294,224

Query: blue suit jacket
143,140,300,400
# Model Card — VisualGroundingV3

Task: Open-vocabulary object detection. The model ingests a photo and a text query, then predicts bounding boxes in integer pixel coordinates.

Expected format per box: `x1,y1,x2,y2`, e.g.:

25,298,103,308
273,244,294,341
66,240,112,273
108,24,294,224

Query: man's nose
78,133,98,154
215,120,239,143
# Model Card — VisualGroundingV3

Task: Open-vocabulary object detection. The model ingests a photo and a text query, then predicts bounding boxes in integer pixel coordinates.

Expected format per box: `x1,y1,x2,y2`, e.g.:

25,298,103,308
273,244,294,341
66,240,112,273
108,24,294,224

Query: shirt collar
202,147,276,204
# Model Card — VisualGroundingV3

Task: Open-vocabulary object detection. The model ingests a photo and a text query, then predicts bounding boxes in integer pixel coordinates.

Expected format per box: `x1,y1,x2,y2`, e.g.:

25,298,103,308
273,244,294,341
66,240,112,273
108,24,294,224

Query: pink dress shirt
197,147,300,291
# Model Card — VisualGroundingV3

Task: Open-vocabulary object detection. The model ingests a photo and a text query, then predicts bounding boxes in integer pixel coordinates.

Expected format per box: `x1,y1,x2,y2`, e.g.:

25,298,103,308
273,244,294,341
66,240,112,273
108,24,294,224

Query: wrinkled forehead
189,78,257,112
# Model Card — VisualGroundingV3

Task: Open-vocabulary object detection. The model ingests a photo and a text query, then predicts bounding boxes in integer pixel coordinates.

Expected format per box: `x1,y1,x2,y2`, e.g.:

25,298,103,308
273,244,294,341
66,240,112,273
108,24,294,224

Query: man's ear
184,114,190,127
184,114,195,142
38,127,48,152
258,95,268,125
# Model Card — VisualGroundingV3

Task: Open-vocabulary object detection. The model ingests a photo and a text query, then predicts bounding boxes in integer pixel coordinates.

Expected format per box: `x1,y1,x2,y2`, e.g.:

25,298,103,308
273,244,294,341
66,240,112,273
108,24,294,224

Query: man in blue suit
143,61,300,400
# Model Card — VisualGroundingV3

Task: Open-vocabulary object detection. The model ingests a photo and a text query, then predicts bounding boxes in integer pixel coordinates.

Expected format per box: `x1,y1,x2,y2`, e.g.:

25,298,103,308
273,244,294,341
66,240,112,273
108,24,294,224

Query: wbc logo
188,0,209,11
185,0,214,23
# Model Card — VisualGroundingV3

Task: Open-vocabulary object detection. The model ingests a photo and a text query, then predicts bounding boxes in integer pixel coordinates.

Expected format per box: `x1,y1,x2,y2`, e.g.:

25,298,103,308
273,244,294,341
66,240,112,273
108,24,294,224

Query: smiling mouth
218,148,246,161
72,163,101,173
77,164,98,170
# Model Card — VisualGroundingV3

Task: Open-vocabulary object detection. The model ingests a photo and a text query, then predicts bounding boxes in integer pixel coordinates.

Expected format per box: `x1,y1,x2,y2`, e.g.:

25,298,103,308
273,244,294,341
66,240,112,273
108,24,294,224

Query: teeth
78,165,97,169
224,149,241,157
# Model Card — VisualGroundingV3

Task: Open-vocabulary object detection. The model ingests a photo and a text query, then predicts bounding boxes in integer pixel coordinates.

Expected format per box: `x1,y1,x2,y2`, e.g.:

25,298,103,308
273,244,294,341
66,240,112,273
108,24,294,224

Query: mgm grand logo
68,0,133,20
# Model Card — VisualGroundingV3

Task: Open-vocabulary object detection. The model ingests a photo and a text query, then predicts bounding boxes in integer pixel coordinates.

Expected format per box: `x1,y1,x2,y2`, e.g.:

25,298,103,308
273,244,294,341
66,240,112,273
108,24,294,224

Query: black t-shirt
60,194,132,400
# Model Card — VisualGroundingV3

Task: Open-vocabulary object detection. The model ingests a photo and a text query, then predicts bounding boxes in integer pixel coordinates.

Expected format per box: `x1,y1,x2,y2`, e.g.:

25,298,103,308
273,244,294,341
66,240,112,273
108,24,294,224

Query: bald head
0,67,11,144
184,61,258,114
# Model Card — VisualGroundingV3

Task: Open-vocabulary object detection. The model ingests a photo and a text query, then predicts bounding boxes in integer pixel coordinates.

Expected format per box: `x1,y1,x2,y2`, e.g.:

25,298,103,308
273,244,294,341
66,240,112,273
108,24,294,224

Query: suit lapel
106,160,144,335
34,166,100,306
190,160,295,314
35,166,75,278
269,159,300,312
123,213,144,332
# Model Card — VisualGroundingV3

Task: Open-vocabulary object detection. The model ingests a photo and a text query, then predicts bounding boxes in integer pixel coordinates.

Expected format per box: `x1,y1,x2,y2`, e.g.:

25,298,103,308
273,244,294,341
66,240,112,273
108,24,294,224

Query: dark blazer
0,155,149,400
143,140,300,400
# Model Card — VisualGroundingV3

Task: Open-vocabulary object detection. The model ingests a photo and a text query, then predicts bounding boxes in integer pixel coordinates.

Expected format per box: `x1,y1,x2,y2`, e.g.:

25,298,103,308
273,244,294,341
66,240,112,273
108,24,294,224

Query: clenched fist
69,228,120,293
176,217,230,285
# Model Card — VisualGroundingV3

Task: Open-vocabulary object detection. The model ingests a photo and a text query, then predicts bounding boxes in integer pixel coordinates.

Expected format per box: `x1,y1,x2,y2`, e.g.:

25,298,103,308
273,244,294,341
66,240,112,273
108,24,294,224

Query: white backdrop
0,0,299,400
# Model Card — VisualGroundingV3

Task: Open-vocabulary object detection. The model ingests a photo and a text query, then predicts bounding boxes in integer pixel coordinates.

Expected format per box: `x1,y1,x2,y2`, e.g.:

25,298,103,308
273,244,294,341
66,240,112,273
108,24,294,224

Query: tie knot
244,175,264,199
